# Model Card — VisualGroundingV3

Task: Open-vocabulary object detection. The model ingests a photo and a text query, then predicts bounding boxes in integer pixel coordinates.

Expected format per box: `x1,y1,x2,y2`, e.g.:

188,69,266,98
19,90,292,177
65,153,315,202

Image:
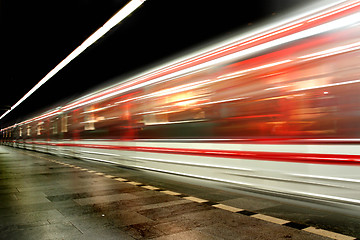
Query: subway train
2,0,360,214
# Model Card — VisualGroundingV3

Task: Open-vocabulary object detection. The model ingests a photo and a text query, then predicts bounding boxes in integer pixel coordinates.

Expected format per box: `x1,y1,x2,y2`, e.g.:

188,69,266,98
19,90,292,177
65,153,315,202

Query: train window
26,126,31,136
19,127,22,137
52,119,58,134
61,114,68,133
133,78,215,138
83,106,95,131
139,82,210,126
37,122,44,135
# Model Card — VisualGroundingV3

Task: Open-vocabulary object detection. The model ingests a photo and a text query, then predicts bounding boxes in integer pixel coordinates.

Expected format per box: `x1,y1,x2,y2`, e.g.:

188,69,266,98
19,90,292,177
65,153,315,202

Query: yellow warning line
160,190,182,196
252,214,290,225
213,204,244,212
114,177,128,182
142,185,160,190
304,227,356,240
183,196,208,203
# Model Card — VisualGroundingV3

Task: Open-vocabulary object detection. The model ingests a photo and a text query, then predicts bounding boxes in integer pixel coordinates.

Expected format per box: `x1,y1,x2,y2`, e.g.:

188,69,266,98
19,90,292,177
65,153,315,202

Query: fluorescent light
0,0,146,121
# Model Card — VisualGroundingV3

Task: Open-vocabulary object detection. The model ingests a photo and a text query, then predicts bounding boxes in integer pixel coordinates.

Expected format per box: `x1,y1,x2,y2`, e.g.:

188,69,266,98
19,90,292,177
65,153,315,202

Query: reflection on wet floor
0,146,359,239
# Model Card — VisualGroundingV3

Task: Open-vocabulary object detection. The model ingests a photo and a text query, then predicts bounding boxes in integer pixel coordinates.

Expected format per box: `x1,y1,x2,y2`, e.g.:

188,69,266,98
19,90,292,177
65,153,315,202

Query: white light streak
307,0,360,22
0,110,11,121
0,0,145,121
144,119,205,126
265,85,289,91
291,79,360,92
299,41,360,60
199,97,247,106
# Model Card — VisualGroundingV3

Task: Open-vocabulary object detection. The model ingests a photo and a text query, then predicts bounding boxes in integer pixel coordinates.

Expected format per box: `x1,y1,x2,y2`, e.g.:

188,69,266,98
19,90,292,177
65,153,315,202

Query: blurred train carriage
2,0,360,215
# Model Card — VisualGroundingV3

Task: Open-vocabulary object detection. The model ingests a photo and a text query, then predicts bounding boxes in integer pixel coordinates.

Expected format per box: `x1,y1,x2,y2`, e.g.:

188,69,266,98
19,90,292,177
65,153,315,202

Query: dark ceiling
1,0,312,128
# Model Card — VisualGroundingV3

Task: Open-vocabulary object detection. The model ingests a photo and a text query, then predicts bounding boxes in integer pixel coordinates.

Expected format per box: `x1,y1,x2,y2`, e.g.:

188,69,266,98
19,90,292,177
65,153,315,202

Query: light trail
0,0,146,121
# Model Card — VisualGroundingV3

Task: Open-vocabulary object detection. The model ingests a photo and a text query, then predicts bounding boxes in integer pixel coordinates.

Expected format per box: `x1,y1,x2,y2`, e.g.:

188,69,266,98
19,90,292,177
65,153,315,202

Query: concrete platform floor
0,146,358,240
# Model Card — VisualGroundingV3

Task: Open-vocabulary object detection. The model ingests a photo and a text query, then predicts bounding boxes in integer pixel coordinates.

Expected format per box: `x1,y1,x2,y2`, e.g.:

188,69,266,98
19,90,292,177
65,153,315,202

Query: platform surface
1,146,358,240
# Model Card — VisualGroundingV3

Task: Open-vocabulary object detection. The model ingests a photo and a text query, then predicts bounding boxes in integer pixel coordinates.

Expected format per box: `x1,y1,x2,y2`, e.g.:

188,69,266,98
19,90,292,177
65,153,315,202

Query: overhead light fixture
0,0,146,121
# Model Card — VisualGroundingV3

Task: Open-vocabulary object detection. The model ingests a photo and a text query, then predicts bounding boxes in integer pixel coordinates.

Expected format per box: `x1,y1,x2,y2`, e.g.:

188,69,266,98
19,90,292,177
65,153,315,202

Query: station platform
0,145,359,240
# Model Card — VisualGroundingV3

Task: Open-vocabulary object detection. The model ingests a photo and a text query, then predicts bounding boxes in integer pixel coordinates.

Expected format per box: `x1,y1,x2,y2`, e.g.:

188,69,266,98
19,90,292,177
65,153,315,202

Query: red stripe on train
26,141,360,165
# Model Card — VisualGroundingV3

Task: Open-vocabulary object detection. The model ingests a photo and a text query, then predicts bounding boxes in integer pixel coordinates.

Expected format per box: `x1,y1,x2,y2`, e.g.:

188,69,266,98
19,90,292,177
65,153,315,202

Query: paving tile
57,205,102,219
0,200,78,217
97,198,192,215
89,194,182,213
71,181,132,190
68,214,115,231
0,220,50,233
15,196,51,205
107,211,154,227
0,222,83,240
168,208,248,228
14,191,47,198
132,199,193,213
87,187,145,196
0,188,19,194
0,209,66,226
77,227,135,240
46,188,139,202
0,198,52,209
219,196,281,211
43,182,136,196
137,202,213,222
129,189,165,198
123,222,165,239
47,192,91,202
151,229,223,240
16,185,64,193
74,193,140,205
151,219,200,236
0,193,17,202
